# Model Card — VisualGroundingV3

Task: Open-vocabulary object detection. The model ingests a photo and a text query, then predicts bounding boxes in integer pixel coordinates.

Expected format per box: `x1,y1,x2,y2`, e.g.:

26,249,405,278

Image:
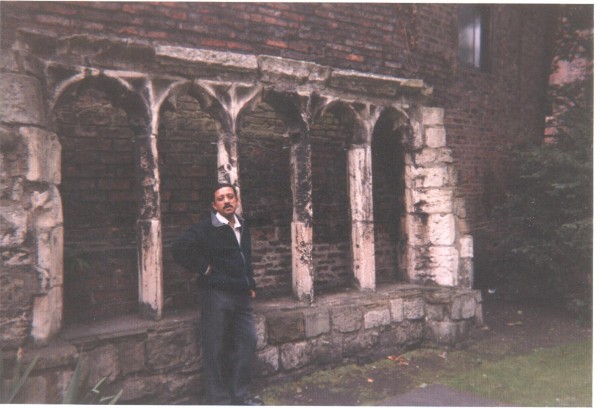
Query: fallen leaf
438,351,448,360
367,378,374,383
387,355,410,365
507,321,524,326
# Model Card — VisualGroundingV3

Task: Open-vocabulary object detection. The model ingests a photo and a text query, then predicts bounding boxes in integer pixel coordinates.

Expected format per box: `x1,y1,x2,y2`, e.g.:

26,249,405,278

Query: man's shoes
239,396,265,405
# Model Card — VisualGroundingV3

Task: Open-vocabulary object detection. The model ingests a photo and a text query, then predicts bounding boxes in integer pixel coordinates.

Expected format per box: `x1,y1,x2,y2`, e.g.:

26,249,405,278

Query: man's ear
212,202,217,211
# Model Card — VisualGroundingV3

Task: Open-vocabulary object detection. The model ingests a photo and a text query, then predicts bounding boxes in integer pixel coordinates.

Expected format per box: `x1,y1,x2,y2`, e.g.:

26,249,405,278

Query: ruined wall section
0,51,63,346
1,30,474,346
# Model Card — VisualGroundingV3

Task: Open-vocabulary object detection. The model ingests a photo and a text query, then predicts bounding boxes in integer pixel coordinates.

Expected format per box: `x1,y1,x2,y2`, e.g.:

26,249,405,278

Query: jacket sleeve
171,225,210,276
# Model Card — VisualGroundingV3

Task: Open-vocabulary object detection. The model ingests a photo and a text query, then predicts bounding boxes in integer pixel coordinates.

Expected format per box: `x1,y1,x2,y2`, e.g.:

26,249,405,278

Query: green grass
439,339,592,406
259,339,592,406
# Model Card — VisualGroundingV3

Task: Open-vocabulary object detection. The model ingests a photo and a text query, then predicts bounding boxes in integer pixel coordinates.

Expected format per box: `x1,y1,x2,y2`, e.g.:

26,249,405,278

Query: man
172,183,263,405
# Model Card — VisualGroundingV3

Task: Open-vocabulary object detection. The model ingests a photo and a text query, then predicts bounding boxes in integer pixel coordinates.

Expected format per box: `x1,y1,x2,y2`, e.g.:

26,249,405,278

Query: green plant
0,348,39,403
62,351,122,405
0,348,121,404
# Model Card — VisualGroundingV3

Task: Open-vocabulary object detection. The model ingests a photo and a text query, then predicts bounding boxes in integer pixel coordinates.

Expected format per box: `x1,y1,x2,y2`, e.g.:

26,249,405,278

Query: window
458,5,491,71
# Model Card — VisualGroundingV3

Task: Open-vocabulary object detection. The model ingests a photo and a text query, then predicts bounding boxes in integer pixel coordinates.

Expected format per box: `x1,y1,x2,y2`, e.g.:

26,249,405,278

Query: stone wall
7,284,482,404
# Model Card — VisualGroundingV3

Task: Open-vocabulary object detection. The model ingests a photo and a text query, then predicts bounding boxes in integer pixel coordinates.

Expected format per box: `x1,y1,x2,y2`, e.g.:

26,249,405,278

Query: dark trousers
200,287,257,405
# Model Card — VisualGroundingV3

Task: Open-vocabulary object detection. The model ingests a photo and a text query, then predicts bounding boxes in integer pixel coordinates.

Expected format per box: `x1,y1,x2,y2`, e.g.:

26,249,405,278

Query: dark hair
212,183,238,199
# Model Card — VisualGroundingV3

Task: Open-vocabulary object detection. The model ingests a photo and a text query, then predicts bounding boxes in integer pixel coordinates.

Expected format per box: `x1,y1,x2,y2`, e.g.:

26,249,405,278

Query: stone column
347,144,376,290
290,131,314,302
217,131,243,213
136,127,163,320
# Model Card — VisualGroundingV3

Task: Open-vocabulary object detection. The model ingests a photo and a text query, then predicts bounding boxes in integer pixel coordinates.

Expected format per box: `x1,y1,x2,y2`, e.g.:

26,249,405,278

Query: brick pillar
290,132,314,302
347,143,376,290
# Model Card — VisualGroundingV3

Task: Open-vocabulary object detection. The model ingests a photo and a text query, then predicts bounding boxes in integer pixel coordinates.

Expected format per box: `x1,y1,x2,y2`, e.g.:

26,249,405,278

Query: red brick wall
55,86,138,323
1,3,555,231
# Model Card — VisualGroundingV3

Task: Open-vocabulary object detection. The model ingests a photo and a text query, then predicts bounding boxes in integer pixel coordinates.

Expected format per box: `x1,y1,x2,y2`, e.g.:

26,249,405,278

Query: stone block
408,165,449,189
425,126,446,148
35,226,63,290
410,120,423,149
422,107,444,126
0,205,28,247
341,329,380,357
256,345,280,376
0,74,45,126
475,303,485,326
428,213,456,246
428,246,459,287
118,341,146,376
31,286,62,345
364,308,391,329
304,308,330,338
280,341,311,371
156,45,258,72
389,298,404,322
82,344,120,385
451,295,476,320
331,306,362,333
405,214,428,246
254,314,268,350
408,188,454,214
425,304,445,321
31,185,63,230
459,235,474,258
258,55,326,82
267,312,305,344
146,327,197,371
403,298,425,320
427,320,469,345
20,127,61,184
413,148,438,165
20,375,48,403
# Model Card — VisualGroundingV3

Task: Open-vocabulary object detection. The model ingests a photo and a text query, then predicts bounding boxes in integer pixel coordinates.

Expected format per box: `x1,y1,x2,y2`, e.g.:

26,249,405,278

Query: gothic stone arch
1,29,473,345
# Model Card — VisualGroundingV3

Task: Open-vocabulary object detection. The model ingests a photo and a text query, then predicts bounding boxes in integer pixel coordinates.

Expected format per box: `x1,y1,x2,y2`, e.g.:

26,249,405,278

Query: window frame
458,5,492,73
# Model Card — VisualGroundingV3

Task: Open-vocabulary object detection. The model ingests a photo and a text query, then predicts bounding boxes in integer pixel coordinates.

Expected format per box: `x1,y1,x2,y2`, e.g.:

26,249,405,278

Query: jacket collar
211,211,243,228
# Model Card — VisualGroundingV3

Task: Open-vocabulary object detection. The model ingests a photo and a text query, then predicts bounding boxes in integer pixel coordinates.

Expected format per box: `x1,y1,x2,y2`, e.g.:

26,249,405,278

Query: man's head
212,183,238,221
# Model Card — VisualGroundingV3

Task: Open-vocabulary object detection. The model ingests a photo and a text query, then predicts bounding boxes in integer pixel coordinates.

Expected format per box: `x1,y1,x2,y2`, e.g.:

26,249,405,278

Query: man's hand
248,289,256,298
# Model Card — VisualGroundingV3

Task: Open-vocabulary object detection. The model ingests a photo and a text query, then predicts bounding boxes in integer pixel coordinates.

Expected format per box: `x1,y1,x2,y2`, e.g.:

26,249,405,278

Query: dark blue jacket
171,212,256,293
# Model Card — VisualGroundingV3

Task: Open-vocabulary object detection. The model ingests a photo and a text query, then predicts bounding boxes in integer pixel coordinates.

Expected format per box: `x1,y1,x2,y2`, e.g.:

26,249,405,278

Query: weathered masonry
1,30,478,403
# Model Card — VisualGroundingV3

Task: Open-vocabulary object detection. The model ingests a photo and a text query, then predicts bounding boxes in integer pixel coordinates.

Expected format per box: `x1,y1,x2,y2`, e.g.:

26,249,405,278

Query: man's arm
171,226,210,276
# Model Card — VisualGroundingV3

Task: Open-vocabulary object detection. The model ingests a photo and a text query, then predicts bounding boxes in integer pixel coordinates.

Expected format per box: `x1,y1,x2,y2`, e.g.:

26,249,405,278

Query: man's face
212,186,238,220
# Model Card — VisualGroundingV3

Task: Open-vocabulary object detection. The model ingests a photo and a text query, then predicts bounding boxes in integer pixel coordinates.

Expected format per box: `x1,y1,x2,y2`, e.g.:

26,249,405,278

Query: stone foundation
7,284,482,404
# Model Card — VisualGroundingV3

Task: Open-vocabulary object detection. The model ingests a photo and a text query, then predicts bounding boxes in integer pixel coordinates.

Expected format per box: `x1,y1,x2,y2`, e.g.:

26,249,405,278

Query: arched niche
157,91,221,311
310,101,356,294
372,107,410,284
52,75,148,324
238,102,293,297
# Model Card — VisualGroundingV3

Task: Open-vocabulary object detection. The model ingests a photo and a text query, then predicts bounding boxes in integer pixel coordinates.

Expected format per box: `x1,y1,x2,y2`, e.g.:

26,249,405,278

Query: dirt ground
256,297,593,406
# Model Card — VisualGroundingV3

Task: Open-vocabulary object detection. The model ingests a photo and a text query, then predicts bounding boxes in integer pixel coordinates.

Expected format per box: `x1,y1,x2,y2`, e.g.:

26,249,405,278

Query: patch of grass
439,339,592,407
259,339,592,406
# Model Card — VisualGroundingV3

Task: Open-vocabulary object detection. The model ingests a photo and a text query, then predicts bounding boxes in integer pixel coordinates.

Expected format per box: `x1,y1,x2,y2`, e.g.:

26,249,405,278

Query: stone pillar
404,107,460,287
217,131,243,213
136,129,163,320
347,144,376,291
290,132,314,302
0,70,63,345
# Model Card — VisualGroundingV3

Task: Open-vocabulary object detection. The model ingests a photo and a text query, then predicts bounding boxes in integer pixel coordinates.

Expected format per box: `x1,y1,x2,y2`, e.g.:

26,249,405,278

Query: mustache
223,203,233,209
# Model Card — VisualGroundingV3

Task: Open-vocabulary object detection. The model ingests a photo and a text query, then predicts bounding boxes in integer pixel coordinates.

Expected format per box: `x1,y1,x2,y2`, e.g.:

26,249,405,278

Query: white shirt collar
215,212,241,228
